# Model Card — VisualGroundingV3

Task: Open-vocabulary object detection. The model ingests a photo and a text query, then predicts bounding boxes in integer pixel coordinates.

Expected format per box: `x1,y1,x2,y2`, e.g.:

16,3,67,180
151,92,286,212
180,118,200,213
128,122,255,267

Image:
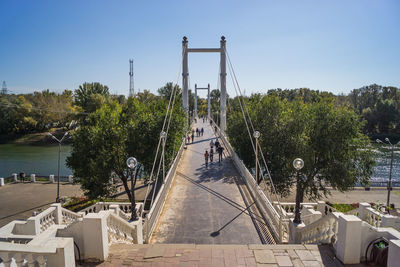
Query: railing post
30,174,36,183
13,173,18,182
82,212,109,261
0,178,4,187
46,237,76,267
50,174,55,183
358,202,371,221
336,215,362,264
51,203,62,224
388,239,400,267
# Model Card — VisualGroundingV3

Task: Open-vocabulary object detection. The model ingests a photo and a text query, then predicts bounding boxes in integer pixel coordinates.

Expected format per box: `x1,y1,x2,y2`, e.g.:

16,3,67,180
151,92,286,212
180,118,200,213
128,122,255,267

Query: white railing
61,207,83,225
143,137,186,242
295,212,340,244
212,121,286,242
106,212,138,244
36,207,57,233
0,239,74,267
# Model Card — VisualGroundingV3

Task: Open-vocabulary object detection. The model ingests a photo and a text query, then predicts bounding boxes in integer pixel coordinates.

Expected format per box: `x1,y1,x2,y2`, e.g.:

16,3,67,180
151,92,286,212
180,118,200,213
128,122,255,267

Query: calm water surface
0,144,72,177
1,143,400,182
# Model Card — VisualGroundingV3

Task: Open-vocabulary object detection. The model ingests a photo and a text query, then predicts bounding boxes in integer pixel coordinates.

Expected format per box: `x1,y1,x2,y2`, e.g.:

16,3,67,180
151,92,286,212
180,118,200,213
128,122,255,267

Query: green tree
227,94,375,201
74,82,110,113
67,85,185,201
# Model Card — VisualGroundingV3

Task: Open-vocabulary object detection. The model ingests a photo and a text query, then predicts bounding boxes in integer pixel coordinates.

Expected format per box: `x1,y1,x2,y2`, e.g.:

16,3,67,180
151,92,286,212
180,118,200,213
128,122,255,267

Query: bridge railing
211,121,288,243
142,136,186,243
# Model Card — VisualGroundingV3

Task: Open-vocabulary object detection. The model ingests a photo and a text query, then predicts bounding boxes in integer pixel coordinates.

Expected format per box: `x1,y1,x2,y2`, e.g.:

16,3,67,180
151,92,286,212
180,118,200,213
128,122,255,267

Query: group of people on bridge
186,127,204,143
204,138,224,168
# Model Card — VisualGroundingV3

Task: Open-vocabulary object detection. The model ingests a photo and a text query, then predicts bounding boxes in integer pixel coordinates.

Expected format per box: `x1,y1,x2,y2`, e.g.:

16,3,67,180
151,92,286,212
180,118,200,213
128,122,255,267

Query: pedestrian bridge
143,119,285,244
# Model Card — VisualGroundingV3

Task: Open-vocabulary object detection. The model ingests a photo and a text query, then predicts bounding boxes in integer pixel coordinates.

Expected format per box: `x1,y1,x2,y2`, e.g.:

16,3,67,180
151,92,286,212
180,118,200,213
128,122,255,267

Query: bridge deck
151,120,272,244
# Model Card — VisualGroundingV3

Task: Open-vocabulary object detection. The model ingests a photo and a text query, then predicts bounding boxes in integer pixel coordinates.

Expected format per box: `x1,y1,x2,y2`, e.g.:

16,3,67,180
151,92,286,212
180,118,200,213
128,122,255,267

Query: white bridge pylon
194,84,210,119
182,36,227,131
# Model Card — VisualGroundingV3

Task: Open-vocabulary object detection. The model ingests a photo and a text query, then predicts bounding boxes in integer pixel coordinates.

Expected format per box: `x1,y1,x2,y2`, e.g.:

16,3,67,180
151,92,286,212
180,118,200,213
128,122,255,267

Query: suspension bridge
140,36,285,245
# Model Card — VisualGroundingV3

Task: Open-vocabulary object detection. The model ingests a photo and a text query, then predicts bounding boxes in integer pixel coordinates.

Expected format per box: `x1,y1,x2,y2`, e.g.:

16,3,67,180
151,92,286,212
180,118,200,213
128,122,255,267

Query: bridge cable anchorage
224,47,284,217
141,46,186,217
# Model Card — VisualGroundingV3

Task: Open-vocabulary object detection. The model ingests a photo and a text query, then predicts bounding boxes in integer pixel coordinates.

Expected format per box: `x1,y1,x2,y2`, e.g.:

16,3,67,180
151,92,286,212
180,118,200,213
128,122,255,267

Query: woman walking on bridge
204,150,209,168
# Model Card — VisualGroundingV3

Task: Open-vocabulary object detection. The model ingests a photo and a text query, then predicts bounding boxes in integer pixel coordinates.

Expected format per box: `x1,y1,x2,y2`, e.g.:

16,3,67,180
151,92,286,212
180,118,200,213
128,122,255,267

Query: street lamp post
253,131,260,184
376,138,399,210
160,131,167,184
47,131,69,203
293,158,304,224
126,157,138,221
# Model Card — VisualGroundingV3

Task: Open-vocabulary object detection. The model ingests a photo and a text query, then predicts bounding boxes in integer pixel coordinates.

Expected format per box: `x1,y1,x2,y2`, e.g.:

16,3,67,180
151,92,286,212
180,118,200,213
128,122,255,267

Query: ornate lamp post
253,131,260,184
47,131,69,203
293,158,304,224
126,157,138,221
376,138,399,210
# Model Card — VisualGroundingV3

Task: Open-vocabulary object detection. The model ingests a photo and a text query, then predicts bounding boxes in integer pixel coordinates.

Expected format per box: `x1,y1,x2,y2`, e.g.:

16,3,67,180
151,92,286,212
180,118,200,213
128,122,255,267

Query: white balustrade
106,212,137,244
61,207,83,225
0,239,74,267
37,207,57,233
295,212,340,244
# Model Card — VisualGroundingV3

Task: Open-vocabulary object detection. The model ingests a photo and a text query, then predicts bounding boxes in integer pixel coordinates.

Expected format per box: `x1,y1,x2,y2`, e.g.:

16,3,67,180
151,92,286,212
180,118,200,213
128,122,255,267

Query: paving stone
198,258,211,267
295,250,315,261
163,248,177,257
291,259,305,267
275,256,293,267
188,250,200,261
287,250,298,259
249,245,306,250
256,264,278,267
304,245,319,251
212,248,224,258
302,261,321,267
254,250,276,264
145,247,166,259
245,257,257,267
211,257,225,267
198,248,211,258
236,248,254,258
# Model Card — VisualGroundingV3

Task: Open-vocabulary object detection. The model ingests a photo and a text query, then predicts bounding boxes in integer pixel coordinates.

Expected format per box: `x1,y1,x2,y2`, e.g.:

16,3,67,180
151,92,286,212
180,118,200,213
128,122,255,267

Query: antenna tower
129,59,134,96
1,81,7,95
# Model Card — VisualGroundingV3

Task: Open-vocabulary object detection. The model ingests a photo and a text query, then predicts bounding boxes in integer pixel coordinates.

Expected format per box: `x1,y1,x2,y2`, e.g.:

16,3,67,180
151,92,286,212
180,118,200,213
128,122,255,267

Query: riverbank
276,186,400,208
0,128,71,145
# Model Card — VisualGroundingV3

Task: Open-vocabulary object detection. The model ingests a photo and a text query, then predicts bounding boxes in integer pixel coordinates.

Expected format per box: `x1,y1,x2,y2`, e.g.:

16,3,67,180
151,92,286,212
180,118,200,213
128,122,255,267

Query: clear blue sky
0,0,399,98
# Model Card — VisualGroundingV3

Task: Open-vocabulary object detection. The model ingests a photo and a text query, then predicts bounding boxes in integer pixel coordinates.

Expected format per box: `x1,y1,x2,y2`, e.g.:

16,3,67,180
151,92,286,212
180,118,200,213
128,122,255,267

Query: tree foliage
227,94,375,201
66,84,185,200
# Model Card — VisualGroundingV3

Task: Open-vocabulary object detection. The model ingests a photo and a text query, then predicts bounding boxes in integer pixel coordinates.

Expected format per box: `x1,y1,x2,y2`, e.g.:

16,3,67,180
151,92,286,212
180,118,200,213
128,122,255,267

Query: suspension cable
142,46,185,215
224,48,284,215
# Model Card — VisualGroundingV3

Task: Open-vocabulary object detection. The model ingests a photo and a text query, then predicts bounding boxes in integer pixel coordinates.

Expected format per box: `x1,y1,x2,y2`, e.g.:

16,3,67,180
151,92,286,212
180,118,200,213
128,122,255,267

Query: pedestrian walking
191,132,194,143
210,147,214,162
203,118,205,123
187,135,191,144
204,150,209,168
196,128,199,137
215,139,220,149
210,139,214,150
201,128,204,136
217,146,224,163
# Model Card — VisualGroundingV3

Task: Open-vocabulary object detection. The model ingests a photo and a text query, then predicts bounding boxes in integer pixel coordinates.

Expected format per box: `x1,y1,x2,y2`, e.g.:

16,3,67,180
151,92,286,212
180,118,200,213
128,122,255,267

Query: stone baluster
0,252,12,267
14,253,24,267
26,254,35,267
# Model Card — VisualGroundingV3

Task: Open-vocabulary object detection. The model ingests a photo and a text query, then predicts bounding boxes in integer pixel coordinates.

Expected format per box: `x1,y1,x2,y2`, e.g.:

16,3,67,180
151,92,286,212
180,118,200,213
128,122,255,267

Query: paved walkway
151,120,265,244
90,243,345,267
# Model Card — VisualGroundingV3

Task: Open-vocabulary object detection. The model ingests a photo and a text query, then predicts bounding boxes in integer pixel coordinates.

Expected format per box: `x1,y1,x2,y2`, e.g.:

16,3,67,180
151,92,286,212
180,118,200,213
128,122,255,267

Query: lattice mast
129,59,134,96
1,81,7,94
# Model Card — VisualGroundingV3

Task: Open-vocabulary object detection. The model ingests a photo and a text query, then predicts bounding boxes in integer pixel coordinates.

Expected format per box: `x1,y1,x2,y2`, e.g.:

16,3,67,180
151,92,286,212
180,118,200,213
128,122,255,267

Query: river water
0,143,399,183
0,144,72,178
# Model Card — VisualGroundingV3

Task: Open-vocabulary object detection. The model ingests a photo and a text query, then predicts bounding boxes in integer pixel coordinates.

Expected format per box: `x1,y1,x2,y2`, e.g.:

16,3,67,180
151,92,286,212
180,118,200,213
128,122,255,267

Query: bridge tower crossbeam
182,36,227,131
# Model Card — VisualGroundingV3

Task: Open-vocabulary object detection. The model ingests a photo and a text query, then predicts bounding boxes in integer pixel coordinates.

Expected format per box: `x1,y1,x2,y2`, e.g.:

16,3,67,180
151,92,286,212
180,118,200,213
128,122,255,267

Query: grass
63,196,131,212
327,202,358,213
